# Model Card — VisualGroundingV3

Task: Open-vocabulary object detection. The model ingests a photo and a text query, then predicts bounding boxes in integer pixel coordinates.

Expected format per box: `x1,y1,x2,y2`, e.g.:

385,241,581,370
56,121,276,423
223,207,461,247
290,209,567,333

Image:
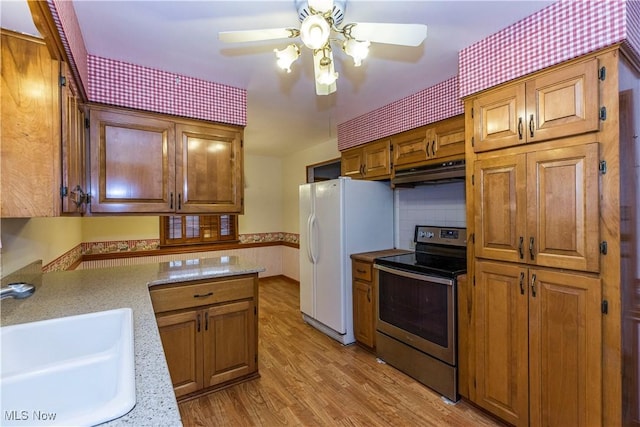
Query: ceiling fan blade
312,50,337,96
219,28,297,43
347,23,427,47
308,0,334,14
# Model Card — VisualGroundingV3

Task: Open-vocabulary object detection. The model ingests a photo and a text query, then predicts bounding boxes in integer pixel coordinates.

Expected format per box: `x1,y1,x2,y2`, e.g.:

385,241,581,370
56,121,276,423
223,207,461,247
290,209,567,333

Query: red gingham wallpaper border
459,0,628,98
337,76,463,151
88,55,247,126
47,0,89,93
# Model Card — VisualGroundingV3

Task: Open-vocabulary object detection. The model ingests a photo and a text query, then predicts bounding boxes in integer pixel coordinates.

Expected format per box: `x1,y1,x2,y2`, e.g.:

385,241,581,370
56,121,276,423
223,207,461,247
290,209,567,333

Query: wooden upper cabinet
473,58,599,153
340,138,392,180
89,107,176,213
1,30,61,217
393,115,465,169
527,143,600,272
474,143,600,272
88,105,244,214
474,153,527,263
176,123,243,214
60,62,87,214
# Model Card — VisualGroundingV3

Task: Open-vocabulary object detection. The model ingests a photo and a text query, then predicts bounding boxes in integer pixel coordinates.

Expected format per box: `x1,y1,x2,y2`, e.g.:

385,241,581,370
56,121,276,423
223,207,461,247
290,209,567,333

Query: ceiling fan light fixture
300,15,331,50
342,38,370,66
274,44,300,73
308,0,334,14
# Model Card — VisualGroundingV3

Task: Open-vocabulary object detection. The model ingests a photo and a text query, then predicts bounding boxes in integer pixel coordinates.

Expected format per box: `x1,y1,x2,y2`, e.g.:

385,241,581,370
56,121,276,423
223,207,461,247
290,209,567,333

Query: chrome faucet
0,283,35,300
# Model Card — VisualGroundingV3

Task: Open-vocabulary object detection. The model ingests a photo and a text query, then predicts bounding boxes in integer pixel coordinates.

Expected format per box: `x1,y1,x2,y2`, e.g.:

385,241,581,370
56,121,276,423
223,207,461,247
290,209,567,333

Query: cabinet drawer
353,261,373,282
150,276,255,313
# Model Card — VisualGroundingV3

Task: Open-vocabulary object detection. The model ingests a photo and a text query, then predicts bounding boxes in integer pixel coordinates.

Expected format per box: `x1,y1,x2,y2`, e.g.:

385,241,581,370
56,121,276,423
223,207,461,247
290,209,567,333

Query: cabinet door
203,300,256,387
392,126,430,168
528,269,602,427
362,139,392,179
341,147,364,179
61,63,86,214
1,31,61,217
526,58,599,143
474,154,527,263
176,123,243,213
156,310,203,398
353,280,375,348
472,83,526,153
474,261,529,426
526,143,599,272
89,108,176,213
434,116,465,159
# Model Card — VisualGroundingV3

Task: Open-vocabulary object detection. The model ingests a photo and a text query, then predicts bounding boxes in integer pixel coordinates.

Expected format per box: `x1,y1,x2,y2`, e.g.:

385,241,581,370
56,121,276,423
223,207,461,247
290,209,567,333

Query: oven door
375,264,456,365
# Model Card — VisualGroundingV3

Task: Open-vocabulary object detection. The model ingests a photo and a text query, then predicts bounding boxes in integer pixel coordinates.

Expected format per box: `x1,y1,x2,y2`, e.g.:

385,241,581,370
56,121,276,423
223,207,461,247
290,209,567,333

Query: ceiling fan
218,0,427,95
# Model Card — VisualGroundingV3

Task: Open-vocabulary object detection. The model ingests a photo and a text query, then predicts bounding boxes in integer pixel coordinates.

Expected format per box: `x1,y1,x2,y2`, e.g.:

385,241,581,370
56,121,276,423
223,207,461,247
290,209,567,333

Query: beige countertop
0,256,266,427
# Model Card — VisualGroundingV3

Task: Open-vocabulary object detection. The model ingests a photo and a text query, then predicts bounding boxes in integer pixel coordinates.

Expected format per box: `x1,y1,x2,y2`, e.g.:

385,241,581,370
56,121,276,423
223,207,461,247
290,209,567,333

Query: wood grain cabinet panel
393,127,431,168
150,274,259,400
1,30,61,217
176,123,243,213
353,279,375,348
89,107,175,213
340,139,392,180
475,143,599,272
473,261,602,427
473,58,599,153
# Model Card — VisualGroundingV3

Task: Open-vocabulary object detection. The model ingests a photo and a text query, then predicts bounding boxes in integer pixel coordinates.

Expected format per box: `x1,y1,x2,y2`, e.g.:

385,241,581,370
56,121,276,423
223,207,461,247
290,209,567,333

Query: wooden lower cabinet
151,274,258,400
473,260,602,426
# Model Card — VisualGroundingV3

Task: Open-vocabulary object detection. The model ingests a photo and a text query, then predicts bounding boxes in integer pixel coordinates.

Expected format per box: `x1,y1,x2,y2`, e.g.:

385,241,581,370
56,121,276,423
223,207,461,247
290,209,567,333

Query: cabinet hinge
471,136,474,148
600,241,608,255
471,108,474,119
599,106,607,121
241,139,244,148
602,300,608,314
472,276,476,287
471,174,474,185
389,144,393,152
599,160,607,175
390,162,394,171
598,66,606,81
59,75,67,87
254,306,257,315
60,185,68,198
471,233,475,244
84,117,90,129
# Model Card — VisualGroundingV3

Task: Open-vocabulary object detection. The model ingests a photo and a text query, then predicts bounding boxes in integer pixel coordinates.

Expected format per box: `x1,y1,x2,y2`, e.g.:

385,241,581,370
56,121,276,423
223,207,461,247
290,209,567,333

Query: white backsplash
395,182,466,250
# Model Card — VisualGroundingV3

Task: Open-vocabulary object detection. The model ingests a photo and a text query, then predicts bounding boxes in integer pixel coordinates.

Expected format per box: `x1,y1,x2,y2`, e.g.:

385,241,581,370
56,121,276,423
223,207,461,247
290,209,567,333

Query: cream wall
239,154,283,233
281,138,341,234
0,217,82,276
81,216,159,242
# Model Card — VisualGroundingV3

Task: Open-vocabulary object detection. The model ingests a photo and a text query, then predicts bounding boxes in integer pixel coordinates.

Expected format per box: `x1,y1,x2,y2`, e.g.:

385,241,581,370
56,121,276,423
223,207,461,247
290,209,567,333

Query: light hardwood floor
179,276,504,426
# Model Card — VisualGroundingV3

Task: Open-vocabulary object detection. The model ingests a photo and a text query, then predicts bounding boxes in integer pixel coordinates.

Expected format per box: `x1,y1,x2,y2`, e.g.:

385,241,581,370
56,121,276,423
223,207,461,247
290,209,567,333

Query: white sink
1,308,136,426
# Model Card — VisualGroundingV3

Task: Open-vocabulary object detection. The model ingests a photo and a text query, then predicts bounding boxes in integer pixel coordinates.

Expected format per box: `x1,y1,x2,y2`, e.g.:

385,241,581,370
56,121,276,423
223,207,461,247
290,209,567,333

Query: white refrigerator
299,177,394,345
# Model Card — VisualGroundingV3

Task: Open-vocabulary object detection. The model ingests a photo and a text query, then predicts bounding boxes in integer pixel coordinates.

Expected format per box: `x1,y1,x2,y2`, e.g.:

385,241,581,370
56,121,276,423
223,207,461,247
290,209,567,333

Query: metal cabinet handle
205,312,209,331
529,237,535,260
197,313,201,332
170,192,174,209
367,287,371,302
531,273,537,297
178,193,182,210
518,236,524,259
430,140,435,157
194,292,213,298
529,114,535,138
519,272,525,295
518,117,523,140
356,268,367,274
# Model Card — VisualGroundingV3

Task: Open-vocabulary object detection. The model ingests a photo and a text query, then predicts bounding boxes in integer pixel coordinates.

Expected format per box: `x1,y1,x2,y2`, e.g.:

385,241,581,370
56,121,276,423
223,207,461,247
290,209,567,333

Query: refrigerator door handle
306,214,314,263
309,214,319,264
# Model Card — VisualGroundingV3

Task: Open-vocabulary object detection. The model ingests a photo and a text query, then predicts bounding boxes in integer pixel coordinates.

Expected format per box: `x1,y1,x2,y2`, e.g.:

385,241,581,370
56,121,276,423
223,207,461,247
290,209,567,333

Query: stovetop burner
375,225,467,278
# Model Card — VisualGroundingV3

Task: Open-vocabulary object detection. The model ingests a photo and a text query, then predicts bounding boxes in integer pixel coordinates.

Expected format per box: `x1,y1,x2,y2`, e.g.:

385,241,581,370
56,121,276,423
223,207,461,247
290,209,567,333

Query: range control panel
414,225,467,247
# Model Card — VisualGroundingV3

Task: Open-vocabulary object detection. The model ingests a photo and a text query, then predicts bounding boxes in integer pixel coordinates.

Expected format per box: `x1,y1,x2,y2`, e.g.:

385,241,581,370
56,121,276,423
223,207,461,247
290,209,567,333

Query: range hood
392,160,466,187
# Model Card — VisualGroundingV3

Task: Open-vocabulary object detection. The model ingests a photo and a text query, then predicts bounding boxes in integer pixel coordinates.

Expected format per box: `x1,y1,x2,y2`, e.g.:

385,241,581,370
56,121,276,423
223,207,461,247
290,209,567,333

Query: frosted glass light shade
274,44,300,73
343,39,370,66
300,15,331,50
308,0,334,13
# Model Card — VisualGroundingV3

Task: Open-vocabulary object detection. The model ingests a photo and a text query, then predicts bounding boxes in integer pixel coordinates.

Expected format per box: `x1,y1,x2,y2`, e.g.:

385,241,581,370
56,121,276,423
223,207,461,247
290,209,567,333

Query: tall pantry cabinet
461,47,637,426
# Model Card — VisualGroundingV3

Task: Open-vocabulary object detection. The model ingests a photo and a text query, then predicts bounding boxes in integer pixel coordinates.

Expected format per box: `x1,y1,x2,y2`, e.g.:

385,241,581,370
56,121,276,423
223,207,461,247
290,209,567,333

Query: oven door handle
374,264,455,286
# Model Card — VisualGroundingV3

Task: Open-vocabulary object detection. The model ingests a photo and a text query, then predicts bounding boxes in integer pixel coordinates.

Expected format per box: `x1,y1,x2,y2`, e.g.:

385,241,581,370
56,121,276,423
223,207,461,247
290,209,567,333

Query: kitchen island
0,256,265,426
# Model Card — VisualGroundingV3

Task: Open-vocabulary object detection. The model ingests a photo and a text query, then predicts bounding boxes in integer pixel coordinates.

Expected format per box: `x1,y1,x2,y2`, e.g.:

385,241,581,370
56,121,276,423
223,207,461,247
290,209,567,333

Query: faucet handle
1,282,35,300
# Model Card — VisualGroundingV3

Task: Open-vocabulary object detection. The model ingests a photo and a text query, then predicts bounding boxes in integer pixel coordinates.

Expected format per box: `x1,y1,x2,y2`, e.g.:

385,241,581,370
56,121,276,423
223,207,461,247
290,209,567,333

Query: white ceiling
1,0,553,157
